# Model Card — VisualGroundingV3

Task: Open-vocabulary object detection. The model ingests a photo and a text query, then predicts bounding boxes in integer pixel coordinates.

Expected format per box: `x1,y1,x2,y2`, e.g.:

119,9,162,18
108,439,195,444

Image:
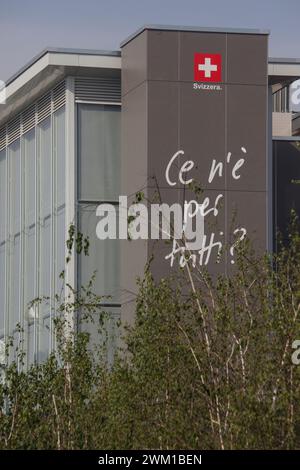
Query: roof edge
5,47,121,87
120,24,270,47
269,57,300,65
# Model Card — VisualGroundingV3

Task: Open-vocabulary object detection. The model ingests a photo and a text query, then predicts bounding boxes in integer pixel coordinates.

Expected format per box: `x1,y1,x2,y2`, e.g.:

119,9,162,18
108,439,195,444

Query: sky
0,0,300,82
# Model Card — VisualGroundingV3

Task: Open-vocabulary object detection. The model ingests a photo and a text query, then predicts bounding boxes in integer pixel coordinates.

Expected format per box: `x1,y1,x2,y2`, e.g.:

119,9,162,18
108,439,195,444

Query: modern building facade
0,25,299,366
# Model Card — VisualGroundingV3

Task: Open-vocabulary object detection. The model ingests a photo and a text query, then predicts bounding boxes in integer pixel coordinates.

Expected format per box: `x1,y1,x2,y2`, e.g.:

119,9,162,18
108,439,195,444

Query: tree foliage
0,219,300,449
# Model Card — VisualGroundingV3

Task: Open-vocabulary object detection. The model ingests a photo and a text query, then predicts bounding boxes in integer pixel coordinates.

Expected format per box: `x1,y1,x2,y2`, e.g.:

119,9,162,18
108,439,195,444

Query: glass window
40,215,51,313
54,108,66,300
39,118,52,319
24,129,35,226
0,242,5,336
24,129,36,314
0,95,66,366
0,149,6,336
40,117,52,218
9,140,21,235
78,204,120,304
0,149,6,242
25,226,35,310
77,104,121,359
27,323,35,365
78,104,121,201
56,207,65,300
38,315,50,363
54,107,66,209
11,234,21,330
9,140,21,333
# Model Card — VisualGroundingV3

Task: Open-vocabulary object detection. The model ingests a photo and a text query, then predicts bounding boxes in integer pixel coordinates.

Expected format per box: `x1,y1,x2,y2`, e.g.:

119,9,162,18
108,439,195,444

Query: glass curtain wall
77,103,121,362
0,148,6,366
273,139,300,251
0,103,66,367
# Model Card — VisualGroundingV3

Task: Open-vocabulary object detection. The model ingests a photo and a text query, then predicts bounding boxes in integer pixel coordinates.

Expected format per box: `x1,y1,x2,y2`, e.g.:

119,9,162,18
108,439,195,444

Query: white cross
198,57,217,78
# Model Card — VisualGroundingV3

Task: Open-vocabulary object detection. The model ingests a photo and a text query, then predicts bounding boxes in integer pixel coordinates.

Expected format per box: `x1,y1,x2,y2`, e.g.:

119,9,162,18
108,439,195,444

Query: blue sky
1,0,300,81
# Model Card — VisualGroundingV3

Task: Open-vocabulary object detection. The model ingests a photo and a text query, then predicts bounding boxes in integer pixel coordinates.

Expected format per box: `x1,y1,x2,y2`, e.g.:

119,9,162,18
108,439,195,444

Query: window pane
24,129,36,312
25,226,35,309
40,216,51,308
78,104,121,201
40,118,51,218
0,242,5,336
54,107,65,209
0,100,67,366
39,315,50,363
39,118,52,320
78,204,120,303
11,234,20,331
56,206,65,300
0,149,6,242
24,129,35,226
11,332,20,363
9,140,21,234
0,150,6,337
54,108,66,302
9,141,21,333
27,323,35,365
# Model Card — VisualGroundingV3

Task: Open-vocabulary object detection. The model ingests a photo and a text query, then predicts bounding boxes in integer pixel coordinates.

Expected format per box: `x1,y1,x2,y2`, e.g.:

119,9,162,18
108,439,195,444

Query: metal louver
75,77,121,103
22,104,36,134
37,92,51,124
53,81,66,111
0,127,6,151
0,80,66,148
7,116,21,145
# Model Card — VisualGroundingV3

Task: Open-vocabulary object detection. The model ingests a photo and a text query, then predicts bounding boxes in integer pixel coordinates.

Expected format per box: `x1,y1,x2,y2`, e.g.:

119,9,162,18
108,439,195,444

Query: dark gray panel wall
121,28,268,320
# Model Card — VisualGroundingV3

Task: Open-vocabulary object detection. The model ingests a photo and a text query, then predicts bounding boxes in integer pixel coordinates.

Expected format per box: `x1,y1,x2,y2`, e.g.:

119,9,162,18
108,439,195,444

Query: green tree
0,218,299,449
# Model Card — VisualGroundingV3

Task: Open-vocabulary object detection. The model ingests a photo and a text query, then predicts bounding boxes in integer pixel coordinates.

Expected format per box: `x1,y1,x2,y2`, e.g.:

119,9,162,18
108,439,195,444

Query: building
0,25,299,366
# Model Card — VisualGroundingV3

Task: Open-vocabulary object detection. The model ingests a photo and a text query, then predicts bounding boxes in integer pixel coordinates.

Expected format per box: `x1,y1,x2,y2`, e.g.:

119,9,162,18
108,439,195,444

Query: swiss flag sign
194,53,222,82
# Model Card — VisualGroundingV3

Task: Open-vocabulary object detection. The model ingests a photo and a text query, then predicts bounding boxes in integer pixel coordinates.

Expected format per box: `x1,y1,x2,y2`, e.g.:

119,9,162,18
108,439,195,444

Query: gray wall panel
121,27,268,322
226,84,267,191
227,34,268,85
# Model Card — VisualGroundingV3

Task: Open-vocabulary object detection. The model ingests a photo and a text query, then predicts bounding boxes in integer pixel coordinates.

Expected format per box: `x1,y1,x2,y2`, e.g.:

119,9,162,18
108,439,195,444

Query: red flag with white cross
194,53,222,82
